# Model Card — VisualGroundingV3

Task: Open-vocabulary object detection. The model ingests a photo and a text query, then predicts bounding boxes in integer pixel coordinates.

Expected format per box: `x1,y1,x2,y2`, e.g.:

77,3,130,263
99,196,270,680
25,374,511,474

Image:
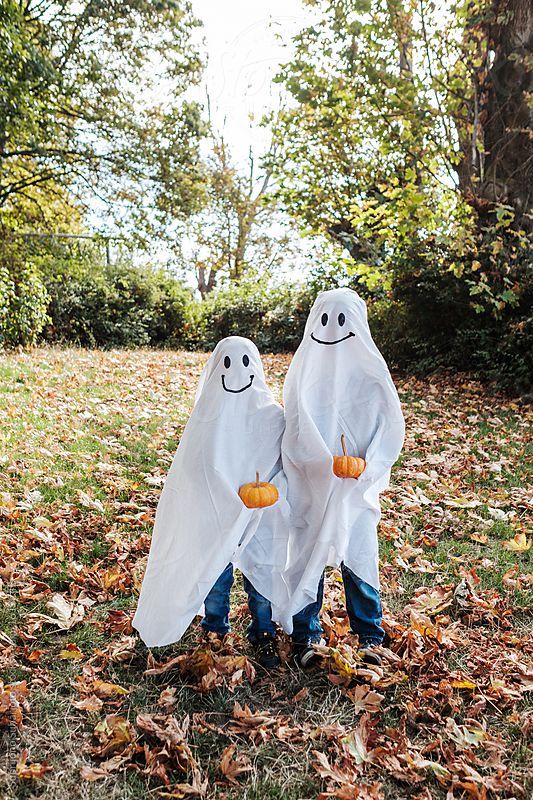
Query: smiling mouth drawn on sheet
310,332,355,345
221,375,255,393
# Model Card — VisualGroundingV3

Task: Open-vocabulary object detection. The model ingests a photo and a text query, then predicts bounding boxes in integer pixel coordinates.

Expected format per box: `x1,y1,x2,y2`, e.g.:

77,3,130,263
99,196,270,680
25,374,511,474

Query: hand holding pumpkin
239,471,279,508
333,434,366,479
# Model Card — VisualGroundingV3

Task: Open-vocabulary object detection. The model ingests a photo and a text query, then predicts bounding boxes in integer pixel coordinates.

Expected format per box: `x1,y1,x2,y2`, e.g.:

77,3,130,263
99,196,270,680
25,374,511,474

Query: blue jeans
292,563,384,646
202,563,276,642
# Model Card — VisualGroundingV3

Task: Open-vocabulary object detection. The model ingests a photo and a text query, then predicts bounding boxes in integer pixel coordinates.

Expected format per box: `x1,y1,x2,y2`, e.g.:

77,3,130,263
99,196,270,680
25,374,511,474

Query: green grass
0,349,531,799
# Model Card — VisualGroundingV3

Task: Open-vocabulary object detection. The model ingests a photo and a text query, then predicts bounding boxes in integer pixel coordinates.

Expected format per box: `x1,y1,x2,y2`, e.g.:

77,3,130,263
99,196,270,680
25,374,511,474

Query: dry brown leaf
159,687,178,708
59,643,84,660
219,744,253,785
80,764,110,781
502,532,531,552
92,714,136,758
16,749,52,779
345,684,384,714
92,680,129,699
72,694,104,712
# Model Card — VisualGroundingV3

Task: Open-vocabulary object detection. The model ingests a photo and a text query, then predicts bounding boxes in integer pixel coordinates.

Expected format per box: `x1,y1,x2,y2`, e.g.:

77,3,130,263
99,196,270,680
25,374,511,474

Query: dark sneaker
358,644,382,666
201,629,226,649
254,632,280,669
294,637,326,668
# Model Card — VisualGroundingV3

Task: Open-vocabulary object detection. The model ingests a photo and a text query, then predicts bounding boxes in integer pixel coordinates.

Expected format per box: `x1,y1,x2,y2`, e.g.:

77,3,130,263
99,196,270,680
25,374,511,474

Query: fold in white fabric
133,336,290,647
278,289,405,631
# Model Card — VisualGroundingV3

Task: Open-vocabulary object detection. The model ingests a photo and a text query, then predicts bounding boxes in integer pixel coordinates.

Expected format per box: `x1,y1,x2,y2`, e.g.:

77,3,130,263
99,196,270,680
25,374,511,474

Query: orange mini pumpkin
239,471,279,508
333,434,366,479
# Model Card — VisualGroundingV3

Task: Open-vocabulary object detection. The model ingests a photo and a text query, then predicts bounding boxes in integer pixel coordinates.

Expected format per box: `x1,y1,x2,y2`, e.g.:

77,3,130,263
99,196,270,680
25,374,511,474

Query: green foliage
7,264,49,346
268,0,453,269
265,0,532,392
1,234,530,393
196,276,314,352
0,240,49,346
368,242,533,394
269,0,532,324
45,262,194,348
0,0,207,239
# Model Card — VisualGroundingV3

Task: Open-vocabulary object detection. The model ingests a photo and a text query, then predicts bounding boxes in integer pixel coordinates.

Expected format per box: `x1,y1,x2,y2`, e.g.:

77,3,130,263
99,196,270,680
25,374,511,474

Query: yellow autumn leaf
59,644,84,660
502,533,531,552
92,680,129,698
450,678,477,690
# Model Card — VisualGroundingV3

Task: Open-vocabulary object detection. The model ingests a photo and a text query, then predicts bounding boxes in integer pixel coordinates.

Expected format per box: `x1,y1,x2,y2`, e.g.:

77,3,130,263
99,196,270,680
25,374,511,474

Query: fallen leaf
72,695,104,712
345,684,384,714
16,749,52,779
59,643,84,660
159,687,178,708
341,714,374,765
292,686,309,702
445,718,488,748
93,715,136,757
450,678,477,690
92,680,129,699
219,744,253,784
502,532,531,552
27,593,93,631
80,764,110,781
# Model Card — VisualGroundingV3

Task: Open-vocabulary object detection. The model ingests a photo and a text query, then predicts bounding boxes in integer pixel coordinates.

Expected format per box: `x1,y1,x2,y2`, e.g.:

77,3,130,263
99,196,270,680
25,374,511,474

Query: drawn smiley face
221,353,255,393
311,310,355,345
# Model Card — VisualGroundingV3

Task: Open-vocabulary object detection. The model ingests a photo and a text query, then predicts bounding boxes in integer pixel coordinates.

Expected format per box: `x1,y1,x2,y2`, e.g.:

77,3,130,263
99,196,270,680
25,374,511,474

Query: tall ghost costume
133,337,289,647
279,289,405,629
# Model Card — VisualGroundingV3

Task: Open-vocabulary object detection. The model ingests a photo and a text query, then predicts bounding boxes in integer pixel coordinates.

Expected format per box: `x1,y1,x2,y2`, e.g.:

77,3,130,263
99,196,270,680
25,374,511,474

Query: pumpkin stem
255,471,260,485
341,433,347,457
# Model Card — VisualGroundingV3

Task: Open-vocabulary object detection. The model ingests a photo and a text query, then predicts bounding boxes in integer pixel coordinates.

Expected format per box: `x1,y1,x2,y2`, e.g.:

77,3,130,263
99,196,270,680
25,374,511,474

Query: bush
0,241,50,347
368,253,532,394
196,277,314,352
45,262,194,347
179,268,532,394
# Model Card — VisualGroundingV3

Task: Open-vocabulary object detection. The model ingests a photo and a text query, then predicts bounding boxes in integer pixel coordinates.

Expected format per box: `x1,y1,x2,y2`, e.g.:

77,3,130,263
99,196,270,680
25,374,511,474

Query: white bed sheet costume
279,288,405,629
133,336,290,647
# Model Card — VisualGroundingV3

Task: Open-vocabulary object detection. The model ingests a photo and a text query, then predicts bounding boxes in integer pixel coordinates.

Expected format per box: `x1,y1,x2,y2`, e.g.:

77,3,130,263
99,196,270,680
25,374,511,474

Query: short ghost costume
133,336,289,647
279,289,405,629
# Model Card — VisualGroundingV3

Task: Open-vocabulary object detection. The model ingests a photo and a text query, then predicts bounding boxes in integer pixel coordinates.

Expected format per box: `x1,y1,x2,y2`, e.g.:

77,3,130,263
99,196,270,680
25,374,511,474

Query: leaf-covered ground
0,348,531,800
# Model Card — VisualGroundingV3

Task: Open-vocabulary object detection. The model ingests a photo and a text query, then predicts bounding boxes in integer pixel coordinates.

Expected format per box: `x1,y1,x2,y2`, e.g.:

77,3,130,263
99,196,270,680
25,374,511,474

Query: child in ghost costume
280,288,405,667
133,336,289,668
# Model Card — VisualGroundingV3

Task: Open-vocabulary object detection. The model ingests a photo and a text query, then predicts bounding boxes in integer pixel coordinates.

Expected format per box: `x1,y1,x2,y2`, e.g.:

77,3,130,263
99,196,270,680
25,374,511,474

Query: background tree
267,0,451,290
452,0,532,231
267,0,531,389
0,0,207,240
0,0,208,345
269,0,531,311
184,136,293,297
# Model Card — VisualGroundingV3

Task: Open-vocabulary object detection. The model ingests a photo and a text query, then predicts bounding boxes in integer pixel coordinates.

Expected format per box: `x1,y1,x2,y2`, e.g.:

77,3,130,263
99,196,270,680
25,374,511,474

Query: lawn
0,348,531,800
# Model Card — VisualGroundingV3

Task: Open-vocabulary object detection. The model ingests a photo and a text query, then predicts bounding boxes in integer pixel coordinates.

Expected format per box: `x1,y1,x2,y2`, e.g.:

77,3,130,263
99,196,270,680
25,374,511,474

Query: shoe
294,638,326,668
358,644,382,666
201,629,225,649
254,632,281,669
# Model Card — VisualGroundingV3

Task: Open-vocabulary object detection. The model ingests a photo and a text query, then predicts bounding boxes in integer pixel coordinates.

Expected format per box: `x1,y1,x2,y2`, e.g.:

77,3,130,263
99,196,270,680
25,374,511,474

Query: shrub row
1,255,530,394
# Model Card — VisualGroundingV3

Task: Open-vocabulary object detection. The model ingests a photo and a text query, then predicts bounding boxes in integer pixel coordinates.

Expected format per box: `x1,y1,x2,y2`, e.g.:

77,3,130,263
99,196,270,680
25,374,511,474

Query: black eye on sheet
242,354,249,367
224,356,231,369
321,313,328,326
338,312,346,327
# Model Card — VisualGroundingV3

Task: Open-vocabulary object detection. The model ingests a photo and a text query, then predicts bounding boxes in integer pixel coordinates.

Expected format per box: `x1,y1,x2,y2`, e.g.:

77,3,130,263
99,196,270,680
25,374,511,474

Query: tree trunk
458,0,533,231
197,266,217,299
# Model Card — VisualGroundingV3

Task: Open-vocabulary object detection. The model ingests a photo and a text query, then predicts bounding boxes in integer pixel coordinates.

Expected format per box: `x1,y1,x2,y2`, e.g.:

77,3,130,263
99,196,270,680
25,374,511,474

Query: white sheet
278,289,405,630
133,336,290,647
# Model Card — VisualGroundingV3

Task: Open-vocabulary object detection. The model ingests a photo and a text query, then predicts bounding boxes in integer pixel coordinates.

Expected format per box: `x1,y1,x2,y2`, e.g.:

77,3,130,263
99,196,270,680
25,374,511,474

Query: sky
100,2,314,273
167,0,320,284
191,0,311,164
